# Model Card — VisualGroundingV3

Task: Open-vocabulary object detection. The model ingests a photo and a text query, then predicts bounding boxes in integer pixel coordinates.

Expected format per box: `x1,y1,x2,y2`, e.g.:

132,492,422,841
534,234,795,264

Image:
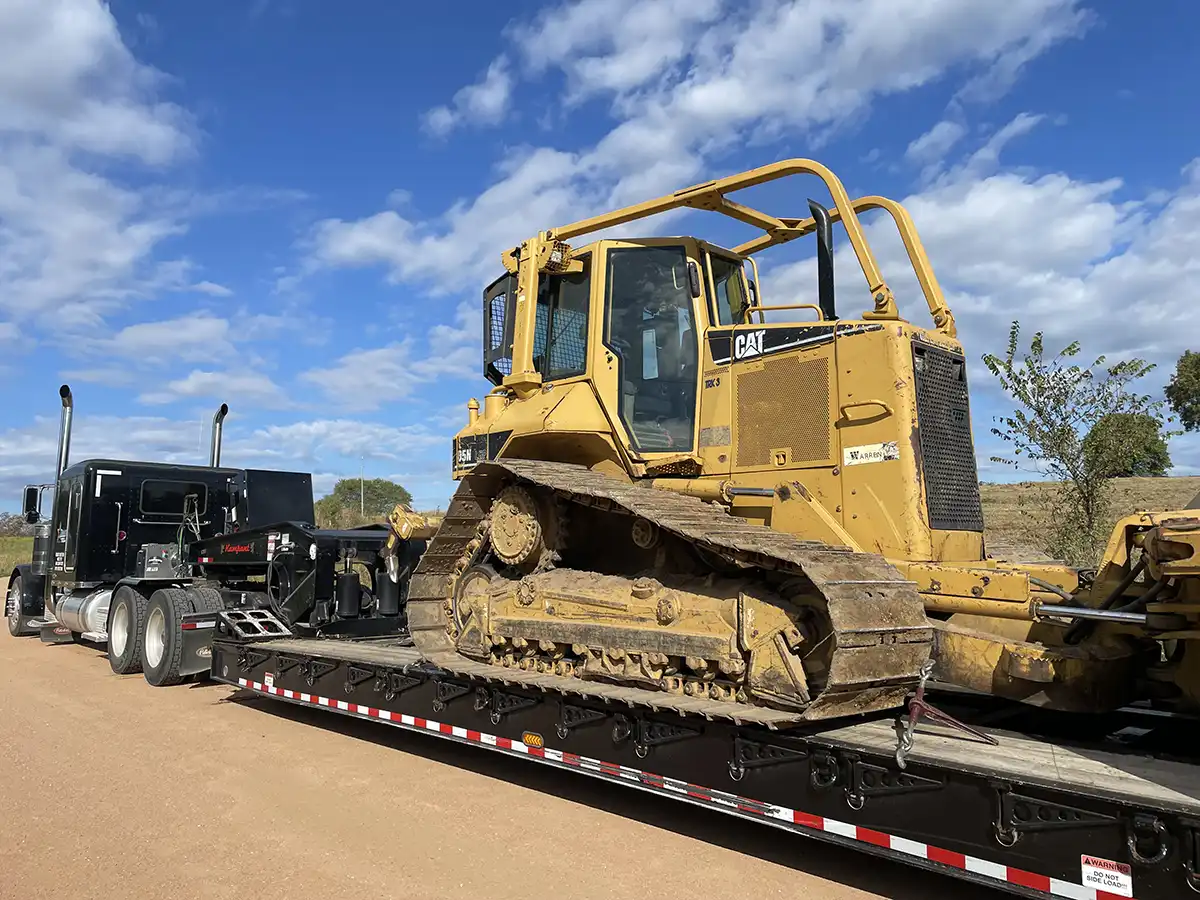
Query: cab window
534,255,591,381
604,246,699,452
709,255,749,326
483,274,516,385
140,480,208,519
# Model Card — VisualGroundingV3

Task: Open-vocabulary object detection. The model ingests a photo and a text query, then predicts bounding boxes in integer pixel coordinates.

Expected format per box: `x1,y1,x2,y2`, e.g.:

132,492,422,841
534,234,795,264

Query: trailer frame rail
210,628,1200,900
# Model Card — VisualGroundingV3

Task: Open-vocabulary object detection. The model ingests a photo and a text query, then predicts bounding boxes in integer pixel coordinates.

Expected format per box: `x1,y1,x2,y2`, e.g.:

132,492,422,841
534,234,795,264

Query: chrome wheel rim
6,579,20,629
145,606,166,668
111,600,129,657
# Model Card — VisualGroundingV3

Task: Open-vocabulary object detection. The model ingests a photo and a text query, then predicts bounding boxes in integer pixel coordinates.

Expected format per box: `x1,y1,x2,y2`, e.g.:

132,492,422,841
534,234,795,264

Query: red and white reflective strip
181,621,215,631
236,677,1132,900
198,557,212,564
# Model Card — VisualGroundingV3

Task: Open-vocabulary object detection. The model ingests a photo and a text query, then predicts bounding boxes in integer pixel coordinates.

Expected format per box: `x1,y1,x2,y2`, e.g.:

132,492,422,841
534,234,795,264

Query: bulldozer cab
458,159,984,565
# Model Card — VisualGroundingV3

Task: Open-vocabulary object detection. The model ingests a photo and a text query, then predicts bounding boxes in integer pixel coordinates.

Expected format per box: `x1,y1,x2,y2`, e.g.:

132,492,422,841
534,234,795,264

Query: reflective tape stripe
235,677,1128,900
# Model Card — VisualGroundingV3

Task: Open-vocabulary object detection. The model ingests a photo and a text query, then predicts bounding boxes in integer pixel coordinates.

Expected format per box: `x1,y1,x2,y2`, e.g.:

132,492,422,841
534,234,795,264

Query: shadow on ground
223,688,1003,899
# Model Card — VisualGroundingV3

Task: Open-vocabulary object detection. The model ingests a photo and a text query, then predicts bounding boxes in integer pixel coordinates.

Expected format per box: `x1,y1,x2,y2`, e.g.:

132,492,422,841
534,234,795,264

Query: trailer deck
211,628,1200,900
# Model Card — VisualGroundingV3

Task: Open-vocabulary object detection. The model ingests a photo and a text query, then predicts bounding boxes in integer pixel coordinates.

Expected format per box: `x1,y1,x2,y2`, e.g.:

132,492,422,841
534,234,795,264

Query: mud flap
179,610,219,678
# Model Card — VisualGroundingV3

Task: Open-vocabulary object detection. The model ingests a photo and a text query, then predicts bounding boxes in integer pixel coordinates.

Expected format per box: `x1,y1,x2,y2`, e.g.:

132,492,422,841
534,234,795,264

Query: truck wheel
142,588,194,687
186,586,224,614
108,586,148,674
6,574,34,637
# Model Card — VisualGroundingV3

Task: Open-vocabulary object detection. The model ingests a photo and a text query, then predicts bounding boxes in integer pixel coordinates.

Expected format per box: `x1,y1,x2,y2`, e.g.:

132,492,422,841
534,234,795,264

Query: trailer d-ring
1128,814,1170,866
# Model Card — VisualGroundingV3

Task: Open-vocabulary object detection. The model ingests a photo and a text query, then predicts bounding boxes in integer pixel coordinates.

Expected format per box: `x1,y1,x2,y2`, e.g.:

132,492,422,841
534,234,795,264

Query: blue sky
1,0,1198,511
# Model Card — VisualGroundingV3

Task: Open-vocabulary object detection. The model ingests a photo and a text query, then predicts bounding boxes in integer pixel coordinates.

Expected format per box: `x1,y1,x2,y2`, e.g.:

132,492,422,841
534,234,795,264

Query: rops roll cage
499,158,956,394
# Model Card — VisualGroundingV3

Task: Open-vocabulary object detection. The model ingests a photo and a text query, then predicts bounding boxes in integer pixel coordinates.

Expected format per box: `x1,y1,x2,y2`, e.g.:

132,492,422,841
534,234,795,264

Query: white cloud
0,411,218,501
65,313,237,367
422,57,513,137
906,119,966,165
298,343,417,411
515,0,724,100
239,419,446,462
310,0,1090,296
0,0,194,165
0,0,196,330
188,280,233,297
138,369,290,408
309,146,585,292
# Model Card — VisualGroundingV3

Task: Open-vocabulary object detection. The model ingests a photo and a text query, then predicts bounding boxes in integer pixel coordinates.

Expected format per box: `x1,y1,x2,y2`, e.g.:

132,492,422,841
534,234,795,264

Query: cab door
86,468,132,582
597,240,705,462
58,475,84,581
695,248,754,478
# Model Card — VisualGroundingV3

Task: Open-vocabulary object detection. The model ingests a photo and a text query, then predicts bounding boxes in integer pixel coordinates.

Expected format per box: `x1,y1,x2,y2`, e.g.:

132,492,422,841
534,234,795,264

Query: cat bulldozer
385,158,1200,727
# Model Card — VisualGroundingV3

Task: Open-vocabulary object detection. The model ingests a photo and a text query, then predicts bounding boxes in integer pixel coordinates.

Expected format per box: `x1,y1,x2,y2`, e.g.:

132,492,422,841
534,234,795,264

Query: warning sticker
264,672,275,688
843,441,901,467
1081,855,1132,897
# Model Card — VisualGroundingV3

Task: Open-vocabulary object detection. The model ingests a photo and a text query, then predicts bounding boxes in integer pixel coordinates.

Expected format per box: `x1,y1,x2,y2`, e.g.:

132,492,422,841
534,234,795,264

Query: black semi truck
6,385,425,686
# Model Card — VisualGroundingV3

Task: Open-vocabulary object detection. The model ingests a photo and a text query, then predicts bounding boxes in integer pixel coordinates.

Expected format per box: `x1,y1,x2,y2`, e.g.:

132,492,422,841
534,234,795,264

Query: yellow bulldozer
385,158,1200,728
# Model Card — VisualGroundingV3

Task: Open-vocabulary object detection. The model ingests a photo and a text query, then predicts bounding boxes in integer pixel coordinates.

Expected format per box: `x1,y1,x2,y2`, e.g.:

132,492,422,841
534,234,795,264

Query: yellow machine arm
382,505,439,583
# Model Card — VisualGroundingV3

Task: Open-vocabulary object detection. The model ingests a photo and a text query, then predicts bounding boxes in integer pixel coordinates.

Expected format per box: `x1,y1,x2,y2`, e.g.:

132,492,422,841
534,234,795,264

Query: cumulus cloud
298,343,417,412
0,0,196,329
138,369,290,407
188,280,233,297
422,57,513,137
906,120,967,165
0,411,218,499
310,0,1092,297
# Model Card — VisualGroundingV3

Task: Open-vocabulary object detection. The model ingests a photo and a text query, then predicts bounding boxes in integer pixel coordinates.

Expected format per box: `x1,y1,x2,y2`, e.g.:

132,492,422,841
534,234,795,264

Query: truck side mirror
22,486,39,524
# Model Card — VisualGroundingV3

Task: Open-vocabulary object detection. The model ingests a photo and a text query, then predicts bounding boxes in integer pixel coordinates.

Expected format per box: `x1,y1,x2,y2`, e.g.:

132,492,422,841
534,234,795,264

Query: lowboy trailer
203,605,1200,900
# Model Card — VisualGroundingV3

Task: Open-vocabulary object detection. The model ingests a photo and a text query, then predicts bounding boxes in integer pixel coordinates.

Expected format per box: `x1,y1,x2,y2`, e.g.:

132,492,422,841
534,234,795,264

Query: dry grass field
981,476,1200,559
1,536,30,579
3,480,1198,579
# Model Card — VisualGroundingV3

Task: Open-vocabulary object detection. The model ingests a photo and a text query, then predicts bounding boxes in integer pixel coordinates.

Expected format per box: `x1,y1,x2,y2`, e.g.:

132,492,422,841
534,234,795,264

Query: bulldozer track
407,460,933,729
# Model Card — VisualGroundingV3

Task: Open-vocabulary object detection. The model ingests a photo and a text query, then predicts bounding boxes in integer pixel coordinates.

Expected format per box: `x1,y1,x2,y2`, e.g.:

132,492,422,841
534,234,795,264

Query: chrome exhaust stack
209,402,229,467
56,384,73,477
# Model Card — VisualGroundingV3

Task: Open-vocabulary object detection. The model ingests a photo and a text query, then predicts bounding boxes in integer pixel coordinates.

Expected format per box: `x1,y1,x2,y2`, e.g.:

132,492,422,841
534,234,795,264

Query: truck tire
6,574,35,637
107,585,148,674
186,586,224,614
142,588,194,687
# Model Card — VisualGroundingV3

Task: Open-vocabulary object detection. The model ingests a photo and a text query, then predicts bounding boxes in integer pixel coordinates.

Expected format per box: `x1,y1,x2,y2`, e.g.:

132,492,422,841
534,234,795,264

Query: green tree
314,478,413,527
1165,350,1200,432
1083,413,1171,478
982,321,1173,565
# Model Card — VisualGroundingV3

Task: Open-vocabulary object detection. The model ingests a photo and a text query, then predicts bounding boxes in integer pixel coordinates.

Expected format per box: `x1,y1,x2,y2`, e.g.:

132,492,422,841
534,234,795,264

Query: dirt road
0,634,1001,900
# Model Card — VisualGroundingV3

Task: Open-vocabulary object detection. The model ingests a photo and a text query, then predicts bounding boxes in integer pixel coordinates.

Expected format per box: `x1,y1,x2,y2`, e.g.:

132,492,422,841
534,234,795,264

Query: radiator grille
735,356,831,468
912,343,984,532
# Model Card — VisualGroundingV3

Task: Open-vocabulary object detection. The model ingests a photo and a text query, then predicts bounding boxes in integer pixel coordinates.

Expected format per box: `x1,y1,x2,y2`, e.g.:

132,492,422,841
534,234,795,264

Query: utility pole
360,455,364,516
